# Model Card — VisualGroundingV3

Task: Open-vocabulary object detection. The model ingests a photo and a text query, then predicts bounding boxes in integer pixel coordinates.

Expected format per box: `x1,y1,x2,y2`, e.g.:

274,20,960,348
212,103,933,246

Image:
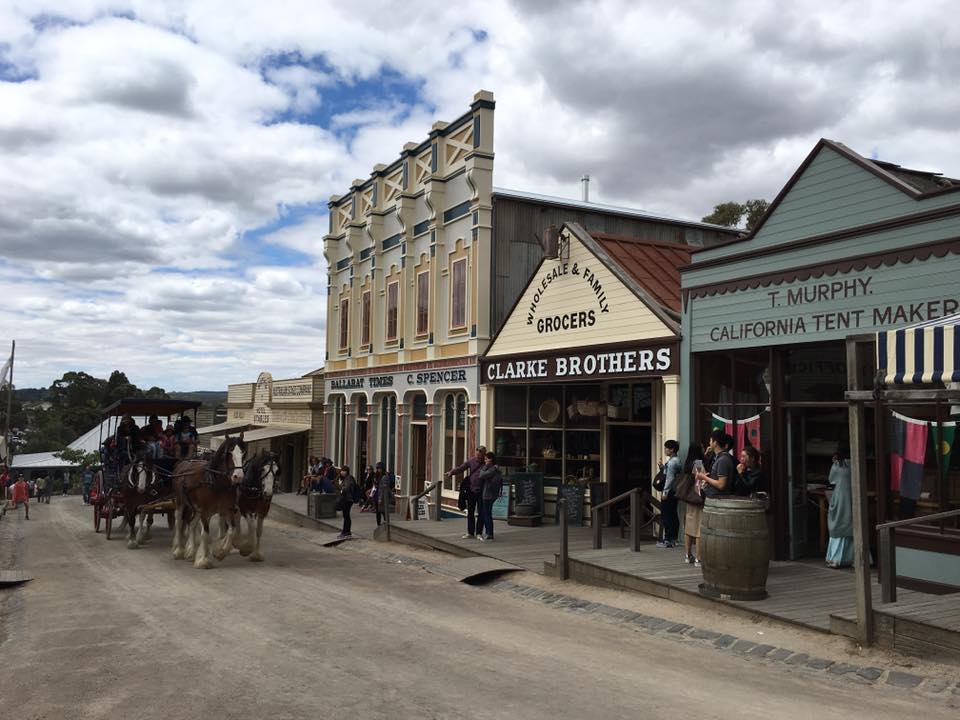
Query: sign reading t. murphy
481,339,678,384
687,260,960,353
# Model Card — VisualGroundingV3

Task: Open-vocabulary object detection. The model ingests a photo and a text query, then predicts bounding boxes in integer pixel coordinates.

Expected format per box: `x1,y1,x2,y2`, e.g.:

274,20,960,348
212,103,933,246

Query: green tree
702,201,745,227
743,199,770,232
702,198,770,231
54,447,100,467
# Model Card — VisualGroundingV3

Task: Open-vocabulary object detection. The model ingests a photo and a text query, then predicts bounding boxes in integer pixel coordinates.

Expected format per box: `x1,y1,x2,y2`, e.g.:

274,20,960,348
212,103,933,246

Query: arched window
442,392,468,490
379,395,397,472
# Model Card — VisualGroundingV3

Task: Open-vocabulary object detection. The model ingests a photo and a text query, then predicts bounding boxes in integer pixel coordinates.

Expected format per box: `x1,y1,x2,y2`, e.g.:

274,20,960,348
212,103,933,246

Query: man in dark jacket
478,452,504,542
373,462,394,527
444,445,486,539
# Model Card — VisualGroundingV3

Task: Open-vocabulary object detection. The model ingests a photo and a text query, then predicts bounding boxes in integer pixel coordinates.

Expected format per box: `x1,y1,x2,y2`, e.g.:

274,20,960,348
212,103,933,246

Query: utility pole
3,340,14,467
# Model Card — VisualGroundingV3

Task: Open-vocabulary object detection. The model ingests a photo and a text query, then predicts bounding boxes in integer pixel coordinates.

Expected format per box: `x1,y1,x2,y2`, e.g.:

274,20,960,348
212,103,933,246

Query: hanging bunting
710,413,762,454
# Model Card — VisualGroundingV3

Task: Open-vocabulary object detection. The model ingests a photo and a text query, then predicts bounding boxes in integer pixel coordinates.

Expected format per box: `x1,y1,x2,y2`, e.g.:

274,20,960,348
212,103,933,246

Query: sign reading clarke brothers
482,341,677,384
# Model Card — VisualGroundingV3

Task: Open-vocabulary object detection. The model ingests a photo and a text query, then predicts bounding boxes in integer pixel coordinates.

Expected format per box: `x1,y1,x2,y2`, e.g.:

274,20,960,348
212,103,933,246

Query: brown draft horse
217,450,280,562
171,435,246,569
117,457,177,549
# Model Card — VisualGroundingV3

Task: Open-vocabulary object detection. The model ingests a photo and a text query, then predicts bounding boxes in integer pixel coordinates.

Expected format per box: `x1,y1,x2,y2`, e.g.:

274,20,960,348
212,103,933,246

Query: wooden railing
409,481,441,522
591,487,643,552
876,508,960,603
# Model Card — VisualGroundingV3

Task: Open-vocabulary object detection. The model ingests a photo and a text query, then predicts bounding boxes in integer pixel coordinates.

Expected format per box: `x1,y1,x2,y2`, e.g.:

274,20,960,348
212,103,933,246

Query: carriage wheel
167,509,175,529
104,501,114,540
94,502,102,533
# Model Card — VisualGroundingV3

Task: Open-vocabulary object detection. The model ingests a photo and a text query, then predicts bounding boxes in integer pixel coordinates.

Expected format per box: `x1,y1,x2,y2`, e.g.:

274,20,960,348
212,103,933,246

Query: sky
1,0,959,391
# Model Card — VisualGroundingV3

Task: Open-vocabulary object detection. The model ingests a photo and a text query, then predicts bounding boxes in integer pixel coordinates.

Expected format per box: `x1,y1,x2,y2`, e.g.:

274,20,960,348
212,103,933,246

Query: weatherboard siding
683,213,960,287
698,146,960,262
487,230,671,357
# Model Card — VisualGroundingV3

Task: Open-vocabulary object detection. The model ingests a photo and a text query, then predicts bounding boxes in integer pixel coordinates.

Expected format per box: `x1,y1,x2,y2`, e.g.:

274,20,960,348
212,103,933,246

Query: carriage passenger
176,417,198,459
160,425,177,457
116,414,142,465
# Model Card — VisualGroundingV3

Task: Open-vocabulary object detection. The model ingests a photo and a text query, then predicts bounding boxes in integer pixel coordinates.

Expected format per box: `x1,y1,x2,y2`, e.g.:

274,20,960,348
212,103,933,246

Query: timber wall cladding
706,146,960,263
688,252,960,352
487,230,671,357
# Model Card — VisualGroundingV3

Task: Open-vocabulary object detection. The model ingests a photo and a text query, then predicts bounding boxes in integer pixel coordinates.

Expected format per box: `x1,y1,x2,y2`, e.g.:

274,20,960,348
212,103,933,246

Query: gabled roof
493,187,737,234
589,233,691,313
692,139,960,257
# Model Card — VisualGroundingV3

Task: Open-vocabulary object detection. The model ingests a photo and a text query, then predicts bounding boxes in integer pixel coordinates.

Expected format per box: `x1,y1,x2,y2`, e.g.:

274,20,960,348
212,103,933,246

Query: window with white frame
332,396,346,464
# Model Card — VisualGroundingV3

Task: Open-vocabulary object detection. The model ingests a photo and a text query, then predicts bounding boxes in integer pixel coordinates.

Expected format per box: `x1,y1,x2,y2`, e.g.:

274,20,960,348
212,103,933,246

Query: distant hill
168,391,227,406
14,387,47,402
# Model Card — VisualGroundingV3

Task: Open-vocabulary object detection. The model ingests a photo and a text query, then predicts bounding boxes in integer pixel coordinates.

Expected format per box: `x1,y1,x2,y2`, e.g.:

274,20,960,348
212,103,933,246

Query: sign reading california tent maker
689,264,960,352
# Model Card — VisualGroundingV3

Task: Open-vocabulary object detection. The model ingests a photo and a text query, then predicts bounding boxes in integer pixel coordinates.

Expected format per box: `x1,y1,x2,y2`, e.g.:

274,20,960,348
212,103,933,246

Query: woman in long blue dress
825,446,853,568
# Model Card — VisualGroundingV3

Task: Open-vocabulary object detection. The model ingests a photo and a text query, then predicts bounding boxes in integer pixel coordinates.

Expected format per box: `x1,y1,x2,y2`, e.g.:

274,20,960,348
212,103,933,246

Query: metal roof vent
581,174,590,202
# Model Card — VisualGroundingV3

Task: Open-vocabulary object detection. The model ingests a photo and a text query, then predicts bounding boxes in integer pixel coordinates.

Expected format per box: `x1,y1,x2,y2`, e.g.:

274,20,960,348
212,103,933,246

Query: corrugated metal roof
493,187,736,233
589,233,691,312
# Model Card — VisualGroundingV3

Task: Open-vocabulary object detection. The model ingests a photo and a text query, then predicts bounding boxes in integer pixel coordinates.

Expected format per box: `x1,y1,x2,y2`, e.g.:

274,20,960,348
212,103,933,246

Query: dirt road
0,498,954,719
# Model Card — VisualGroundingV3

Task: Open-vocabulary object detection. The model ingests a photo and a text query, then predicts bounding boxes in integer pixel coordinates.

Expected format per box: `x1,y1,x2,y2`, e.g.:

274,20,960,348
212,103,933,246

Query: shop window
338,298,349,350
379,395,397,472
361,290,371,347
494,386,527,426
530,386,562,427
607,383,653,423
442,392,467,490
565,384,603,429
784,343,846,403
450,258,467,330
416,271,429,336
412,394,427,421
386,281,399,342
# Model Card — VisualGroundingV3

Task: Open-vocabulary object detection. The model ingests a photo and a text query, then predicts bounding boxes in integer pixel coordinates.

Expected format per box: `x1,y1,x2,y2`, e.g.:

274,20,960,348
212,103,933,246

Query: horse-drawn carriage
92,398,201,540
92,397,281,567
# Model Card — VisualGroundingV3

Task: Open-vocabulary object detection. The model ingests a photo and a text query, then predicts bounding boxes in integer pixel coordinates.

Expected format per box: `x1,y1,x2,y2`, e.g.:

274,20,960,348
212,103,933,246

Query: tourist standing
11,473,29,519
825,447,853,568
61,472,71,496
82,464,94,504
374,462,394,527
444,446,486,539
656,440,682,548
681,443,706,567
695,430,735,498
478,452,503,542
337,465,357,539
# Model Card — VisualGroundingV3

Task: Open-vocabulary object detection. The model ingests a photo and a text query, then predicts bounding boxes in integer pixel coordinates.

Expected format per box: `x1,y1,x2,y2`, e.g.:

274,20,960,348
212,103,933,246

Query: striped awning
877,312,960,385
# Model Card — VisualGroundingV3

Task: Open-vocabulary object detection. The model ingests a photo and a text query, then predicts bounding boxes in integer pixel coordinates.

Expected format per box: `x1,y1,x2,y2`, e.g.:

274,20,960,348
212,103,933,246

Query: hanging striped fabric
877,312,960,385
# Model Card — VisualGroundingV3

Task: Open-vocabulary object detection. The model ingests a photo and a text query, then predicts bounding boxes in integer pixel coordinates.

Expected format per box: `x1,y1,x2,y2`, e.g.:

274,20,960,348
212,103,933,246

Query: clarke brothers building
322,90,737,510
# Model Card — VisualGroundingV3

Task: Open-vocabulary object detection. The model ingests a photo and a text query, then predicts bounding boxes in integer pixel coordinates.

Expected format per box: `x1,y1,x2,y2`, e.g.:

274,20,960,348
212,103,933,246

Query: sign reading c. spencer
480,340,678,384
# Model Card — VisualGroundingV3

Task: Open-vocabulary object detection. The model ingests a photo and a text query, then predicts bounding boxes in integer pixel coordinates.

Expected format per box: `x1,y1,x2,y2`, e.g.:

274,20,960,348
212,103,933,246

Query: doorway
785,406,849,559
410,424,427,496
607,425,652,524
355,419,368,475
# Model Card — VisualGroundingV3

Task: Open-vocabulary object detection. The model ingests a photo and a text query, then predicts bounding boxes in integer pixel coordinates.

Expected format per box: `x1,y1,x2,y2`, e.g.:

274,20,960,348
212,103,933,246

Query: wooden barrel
700,497,770,601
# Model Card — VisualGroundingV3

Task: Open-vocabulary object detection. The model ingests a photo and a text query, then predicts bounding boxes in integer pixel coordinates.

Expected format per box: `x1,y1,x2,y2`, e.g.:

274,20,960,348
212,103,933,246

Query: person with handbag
655,440,682,548
677,442,706,566
444,445,486,539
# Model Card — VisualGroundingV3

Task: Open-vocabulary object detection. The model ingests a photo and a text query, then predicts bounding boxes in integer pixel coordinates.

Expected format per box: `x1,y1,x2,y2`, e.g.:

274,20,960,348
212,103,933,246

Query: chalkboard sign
491,483,510,520
416,496,429,520
559,484,585,526
510,472,544,516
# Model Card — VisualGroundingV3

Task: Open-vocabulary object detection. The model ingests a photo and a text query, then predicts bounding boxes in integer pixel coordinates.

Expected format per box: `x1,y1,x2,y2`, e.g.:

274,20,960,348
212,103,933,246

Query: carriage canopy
100,398,201,419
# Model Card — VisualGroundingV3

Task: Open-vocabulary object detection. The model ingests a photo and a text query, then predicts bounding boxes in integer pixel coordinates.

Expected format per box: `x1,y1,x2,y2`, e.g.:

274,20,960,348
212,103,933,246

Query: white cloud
2,0,959,392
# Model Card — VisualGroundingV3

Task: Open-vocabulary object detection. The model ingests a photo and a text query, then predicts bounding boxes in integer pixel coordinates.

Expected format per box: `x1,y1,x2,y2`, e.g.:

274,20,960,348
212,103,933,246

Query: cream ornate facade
322,92,495,503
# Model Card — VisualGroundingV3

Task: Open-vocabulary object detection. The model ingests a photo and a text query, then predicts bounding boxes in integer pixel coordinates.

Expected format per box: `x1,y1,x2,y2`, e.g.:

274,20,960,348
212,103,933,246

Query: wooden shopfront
480,222,689,523
681,139,960,568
